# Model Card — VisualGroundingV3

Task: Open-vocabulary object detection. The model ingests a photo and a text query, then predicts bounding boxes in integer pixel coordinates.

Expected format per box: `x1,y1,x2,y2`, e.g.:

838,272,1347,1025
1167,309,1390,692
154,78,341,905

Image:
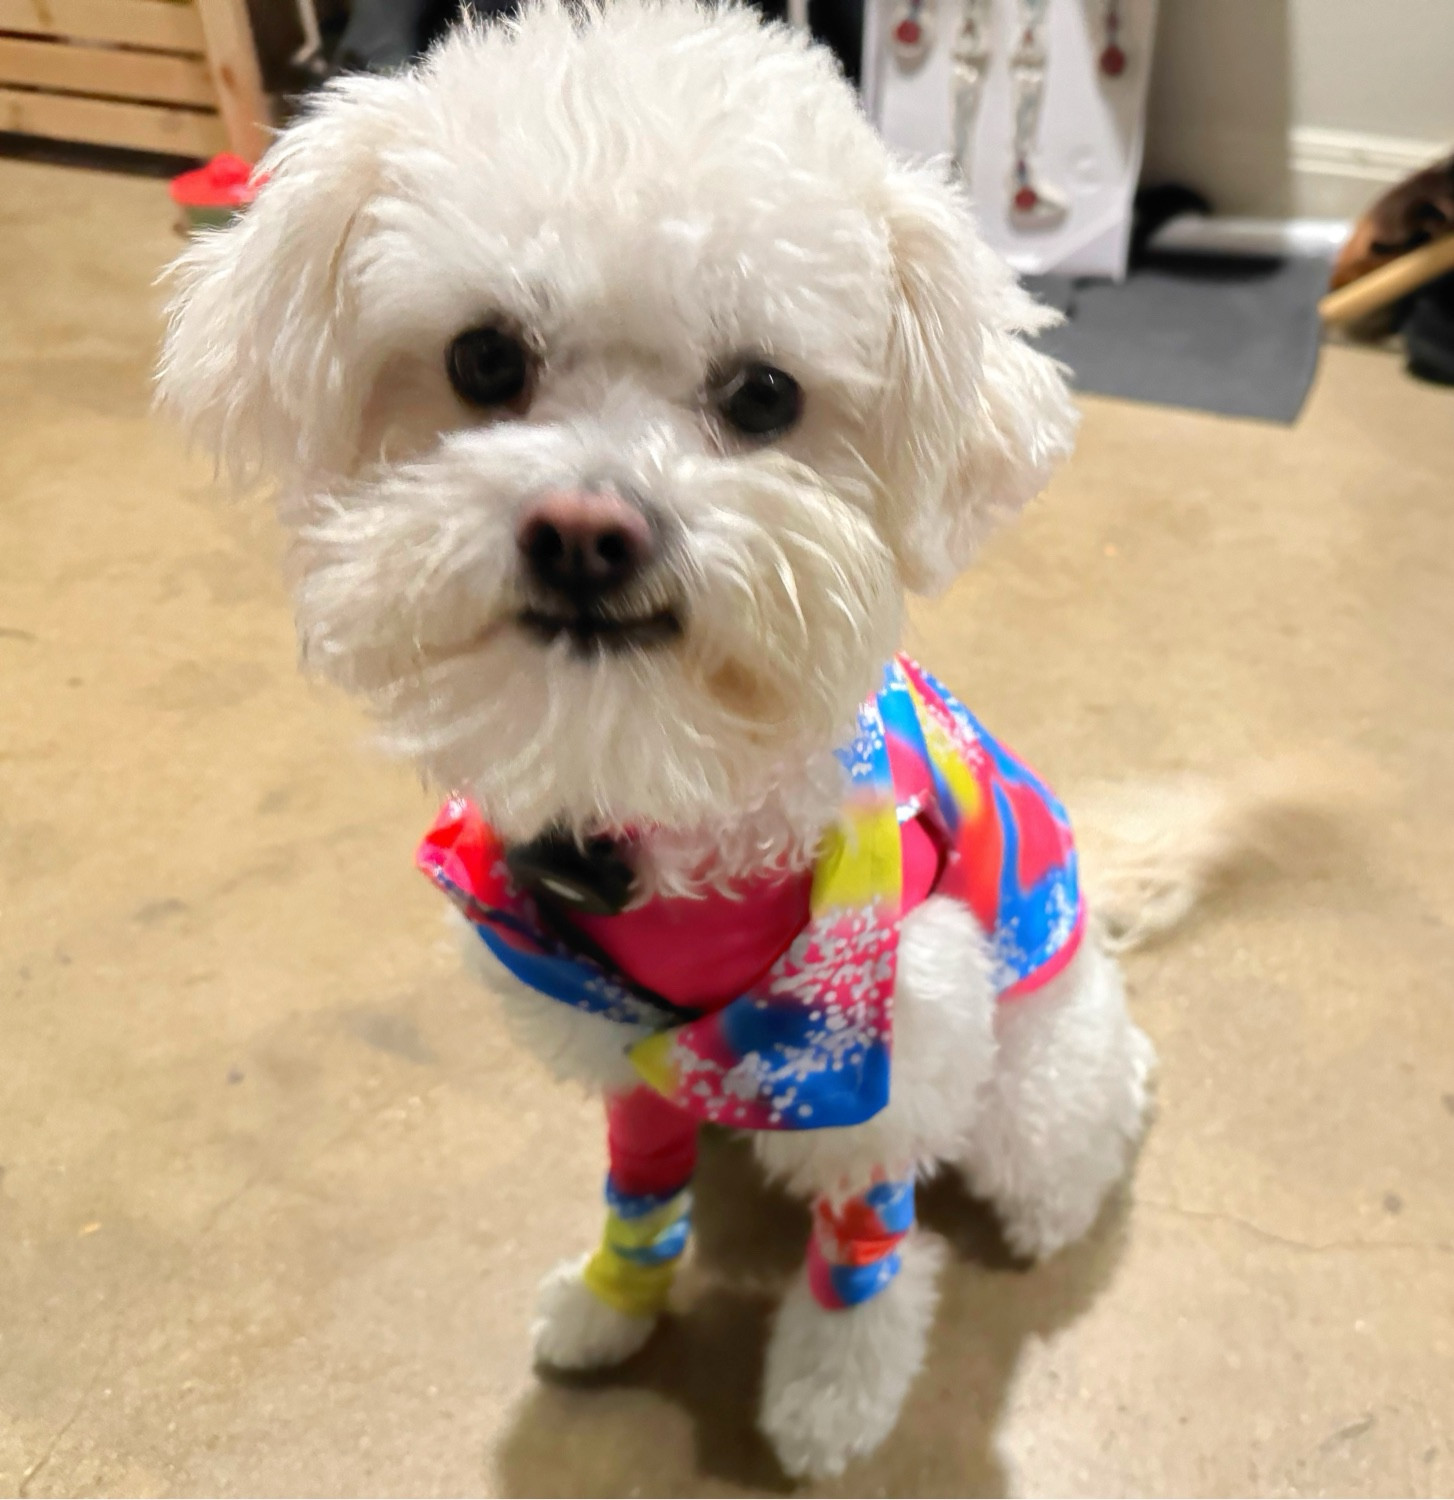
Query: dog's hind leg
957,937,1154,1261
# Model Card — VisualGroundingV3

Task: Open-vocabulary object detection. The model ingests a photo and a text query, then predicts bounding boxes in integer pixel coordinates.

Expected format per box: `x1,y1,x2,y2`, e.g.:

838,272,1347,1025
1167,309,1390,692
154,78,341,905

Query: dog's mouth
517,605,683,654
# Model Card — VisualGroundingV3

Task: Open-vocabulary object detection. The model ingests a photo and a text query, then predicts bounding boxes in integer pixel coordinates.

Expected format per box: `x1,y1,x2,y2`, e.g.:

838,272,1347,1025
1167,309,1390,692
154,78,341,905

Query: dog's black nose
516,488,652,600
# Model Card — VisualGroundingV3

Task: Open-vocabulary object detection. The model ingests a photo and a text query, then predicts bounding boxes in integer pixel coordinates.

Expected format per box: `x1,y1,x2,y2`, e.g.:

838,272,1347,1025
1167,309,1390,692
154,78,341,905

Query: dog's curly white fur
157,0,1181,1477
532,1251,659,1369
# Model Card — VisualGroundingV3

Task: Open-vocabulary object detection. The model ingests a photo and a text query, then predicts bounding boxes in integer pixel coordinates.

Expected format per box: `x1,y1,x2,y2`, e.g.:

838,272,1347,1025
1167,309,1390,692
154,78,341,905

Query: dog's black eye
714,362,802,438
447,325,532,409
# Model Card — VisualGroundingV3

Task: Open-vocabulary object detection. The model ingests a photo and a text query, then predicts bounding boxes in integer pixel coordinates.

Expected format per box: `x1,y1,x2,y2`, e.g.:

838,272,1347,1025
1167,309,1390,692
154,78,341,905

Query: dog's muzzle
513,484,683,653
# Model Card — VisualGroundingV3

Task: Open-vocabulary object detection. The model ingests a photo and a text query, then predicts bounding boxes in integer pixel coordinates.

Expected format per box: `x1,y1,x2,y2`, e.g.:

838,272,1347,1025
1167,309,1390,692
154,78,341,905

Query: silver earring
1007,0,1067,228
951,0,994,181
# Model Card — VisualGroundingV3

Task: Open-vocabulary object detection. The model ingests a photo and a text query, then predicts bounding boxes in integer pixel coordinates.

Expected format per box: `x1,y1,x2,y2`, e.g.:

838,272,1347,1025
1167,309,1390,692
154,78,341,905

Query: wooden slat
193,0,268,159
1320,233,1454,325
0,84,224,153
0,35,213,103
0,0,204,53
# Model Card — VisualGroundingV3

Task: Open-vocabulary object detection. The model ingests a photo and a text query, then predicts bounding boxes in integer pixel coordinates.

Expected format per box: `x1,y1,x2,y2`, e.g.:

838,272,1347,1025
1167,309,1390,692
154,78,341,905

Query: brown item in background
1329,151,1454,291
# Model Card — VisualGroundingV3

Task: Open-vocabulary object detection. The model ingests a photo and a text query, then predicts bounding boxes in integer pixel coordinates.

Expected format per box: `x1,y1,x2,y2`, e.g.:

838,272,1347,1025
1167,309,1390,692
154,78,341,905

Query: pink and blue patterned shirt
418,655,1083,1132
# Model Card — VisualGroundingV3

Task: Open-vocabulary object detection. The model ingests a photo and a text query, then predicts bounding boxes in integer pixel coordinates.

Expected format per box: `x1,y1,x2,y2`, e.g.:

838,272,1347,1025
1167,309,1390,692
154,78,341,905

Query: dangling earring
951,0,994,182
890,0,934,69
1099,0,1126,77
1008,0,1066,227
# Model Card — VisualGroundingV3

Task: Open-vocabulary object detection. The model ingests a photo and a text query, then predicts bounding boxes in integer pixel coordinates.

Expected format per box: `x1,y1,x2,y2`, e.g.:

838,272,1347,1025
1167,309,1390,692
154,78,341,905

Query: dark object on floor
809,0,865,85
1025,253,1328,425
740,0,864,82
1130,183,1212,263
1330,150,1454,292
326,0,861,81
1404,272,1454,387
330,0,510,74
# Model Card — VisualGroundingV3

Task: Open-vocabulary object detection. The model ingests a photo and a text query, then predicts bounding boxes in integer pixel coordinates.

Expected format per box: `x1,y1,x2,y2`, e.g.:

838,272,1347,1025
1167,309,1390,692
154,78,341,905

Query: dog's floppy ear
875,162,1078,594
157,72,401,484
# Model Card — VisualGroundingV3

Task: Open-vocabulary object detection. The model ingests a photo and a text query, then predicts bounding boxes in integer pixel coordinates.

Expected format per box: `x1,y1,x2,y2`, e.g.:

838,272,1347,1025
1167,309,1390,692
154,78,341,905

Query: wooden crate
0,0,270,160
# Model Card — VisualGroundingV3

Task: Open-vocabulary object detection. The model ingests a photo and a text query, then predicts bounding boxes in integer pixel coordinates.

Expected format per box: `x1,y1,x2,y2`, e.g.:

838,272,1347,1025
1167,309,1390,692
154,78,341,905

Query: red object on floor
1100,42,1126,76
894,17,922,45
1014,185,1039,212
169,153,266,210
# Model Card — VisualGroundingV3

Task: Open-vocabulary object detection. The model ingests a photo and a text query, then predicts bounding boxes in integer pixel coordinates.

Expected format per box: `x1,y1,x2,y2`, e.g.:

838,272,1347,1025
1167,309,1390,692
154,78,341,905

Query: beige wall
1143,0,1454,218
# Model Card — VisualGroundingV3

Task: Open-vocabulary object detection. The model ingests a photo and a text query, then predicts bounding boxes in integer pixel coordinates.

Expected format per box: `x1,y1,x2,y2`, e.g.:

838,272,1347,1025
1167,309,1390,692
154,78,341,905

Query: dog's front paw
531,1253,657,1371
759,1235,944,1479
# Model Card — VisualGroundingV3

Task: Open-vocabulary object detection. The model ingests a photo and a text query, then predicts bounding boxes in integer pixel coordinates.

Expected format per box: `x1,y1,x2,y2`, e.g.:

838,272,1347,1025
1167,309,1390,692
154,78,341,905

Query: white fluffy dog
158,0,1190,1476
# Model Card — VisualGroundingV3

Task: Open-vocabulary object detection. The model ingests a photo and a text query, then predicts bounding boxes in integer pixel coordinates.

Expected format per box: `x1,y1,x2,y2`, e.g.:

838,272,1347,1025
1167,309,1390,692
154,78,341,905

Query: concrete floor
2,155,1453,1498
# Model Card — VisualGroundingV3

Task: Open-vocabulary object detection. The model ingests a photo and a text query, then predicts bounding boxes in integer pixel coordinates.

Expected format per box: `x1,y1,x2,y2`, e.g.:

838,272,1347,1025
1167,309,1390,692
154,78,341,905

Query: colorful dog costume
419,655,1082,1314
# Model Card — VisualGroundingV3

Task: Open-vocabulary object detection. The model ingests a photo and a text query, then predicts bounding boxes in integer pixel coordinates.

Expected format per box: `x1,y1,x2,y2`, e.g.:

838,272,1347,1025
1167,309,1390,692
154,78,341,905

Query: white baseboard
1148,214,1350,259
1289,126,1447,218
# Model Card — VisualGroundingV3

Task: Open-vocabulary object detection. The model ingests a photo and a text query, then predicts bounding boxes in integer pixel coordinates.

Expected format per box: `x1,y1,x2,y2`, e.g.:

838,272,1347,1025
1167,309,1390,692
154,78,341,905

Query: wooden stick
1319,232,1454,325
194,0,271,161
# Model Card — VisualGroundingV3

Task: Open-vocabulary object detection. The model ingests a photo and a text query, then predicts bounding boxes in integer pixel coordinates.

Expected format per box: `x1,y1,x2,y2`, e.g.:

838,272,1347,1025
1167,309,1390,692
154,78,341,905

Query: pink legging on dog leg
805,1177,916,1307
607,1085,699,1197
580,1088,698,1317
607,1087,913,1310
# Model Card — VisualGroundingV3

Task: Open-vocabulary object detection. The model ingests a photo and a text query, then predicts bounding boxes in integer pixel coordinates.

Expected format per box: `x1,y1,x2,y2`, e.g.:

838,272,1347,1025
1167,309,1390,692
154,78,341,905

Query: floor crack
13,1092,413,1493
18,1321,119,1497
1137,1197,1454,1256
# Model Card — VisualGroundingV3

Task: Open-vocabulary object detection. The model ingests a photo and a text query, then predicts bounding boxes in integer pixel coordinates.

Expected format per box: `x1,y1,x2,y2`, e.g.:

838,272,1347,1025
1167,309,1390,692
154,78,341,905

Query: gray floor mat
1024,253,1329,424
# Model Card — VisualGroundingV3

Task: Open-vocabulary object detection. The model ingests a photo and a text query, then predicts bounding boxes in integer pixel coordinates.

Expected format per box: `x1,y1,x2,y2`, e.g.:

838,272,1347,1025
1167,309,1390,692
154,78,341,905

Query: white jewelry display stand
863,0,1159,280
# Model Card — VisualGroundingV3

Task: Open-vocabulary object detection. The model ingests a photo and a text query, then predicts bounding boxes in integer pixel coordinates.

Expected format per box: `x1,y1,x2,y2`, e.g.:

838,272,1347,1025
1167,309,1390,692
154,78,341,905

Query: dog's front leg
748,938,1151,1476
532,1086,697,1370
755,1160,944,1480
750,896,997,1477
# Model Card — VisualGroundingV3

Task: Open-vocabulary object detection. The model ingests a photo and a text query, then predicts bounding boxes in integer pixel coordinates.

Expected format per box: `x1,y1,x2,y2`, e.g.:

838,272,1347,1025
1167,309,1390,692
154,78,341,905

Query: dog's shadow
493,1130,1129,1496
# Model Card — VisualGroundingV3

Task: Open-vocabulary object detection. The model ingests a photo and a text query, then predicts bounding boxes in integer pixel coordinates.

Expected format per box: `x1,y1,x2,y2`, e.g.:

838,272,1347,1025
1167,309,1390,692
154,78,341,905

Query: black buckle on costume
504,829,637,917
504,830,698,1025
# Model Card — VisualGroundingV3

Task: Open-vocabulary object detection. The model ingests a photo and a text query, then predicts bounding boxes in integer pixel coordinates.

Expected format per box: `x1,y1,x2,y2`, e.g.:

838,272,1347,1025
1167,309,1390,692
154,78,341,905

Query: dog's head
159,0,1075,860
